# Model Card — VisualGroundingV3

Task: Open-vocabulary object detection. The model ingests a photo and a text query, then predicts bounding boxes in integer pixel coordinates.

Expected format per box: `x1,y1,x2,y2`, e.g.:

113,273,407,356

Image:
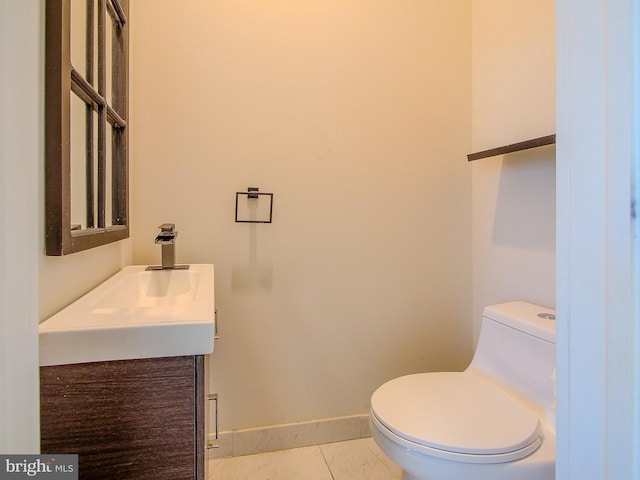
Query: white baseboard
208,414,371,458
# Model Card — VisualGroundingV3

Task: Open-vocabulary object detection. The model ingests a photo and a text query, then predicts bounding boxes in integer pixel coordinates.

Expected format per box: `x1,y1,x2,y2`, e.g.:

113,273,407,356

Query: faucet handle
158,223,175,232
156,223,177,242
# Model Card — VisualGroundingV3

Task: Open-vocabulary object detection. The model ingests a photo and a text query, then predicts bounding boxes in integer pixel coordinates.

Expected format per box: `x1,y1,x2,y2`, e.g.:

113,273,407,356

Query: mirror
46,0,129,255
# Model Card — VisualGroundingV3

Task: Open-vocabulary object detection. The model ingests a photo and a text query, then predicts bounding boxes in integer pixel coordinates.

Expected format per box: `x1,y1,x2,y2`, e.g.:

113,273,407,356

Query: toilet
370,301,556,480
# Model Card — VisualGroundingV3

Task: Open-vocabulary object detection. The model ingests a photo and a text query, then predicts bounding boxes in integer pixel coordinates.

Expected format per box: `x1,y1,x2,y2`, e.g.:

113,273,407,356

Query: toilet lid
371,372,542,461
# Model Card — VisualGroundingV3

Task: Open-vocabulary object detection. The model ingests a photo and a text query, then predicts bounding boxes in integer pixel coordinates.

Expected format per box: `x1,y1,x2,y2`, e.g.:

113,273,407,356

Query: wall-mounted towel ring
235,187,273,223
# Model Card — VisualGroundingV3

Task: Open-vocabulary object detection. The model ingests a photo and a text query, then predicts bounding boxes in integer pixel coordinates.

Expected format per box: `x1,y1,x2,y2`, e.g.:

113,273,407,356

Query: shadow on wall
232,265,274,293
231,224,274,293
492,145,556,250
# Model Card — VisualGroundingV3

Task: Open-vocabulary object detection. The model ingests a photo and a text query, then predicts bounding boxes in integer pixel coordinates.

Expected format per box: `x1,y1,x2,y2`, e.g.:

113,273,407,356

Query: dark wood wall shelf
467,134,556,161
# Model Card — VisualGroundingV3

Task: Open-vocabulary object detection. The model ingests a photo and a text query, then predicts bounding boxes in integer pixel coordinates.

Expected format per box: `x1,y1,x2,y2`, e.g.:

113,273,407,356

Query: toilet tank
468,302,556,429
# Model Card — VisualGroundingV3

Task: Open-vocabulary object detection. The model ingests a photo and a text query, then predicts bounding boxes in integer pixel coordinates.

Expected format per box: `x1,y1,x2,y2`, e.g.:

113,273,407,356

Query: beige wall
472,0,556,150
471,0,556,339
39,241,131,321
131,1,472,431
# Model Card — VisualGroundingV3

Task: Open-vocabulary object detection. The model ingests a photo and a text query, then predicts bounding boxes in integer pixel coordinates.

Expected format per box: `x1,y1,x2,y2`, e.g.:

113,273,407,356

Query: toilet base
372,422,555,480
402,471,427,480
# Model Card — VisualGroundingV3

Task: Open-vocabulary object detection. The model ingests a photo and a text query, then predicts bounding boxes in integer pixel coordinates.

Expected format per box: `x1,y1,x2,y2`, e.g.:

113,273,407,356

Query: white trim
208,414,371,459
633,0,640,473
556,0,639,478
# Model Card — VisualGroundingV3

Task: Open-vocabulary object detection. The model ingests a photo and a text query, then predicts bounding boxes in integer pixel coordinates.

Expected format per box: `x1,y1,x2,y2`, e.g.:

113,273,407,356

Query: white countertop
39,264,215,366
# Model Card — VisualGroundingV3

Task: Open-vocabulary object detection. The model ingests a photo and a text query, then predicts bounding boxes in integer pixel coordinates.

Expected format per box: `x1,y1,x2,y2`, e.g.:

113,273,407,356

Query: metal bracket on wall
235,187,274,223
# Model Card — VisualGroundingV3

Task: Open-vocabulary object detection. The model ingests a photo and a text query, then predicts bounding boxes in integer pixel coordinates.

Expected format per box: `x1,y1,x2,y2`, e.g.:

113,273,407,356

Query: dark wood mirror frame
46,0,129,255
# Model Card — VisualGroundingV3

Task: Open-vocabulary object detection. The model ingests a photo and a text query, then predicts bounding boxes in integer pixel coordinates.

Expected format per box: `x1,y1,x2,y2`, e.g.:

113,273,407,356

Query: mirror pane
70,0,99,85
106,122,114,227
106,13,114,105
92,0,99,86
70,0,87,77
92,110,99,228
70,92,88,230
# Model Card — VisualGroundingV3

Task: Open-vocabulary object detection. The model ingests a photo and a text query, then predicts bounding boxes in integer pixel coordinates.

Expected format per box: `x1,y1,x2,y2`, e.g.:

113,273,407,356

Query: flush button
537,313,556,320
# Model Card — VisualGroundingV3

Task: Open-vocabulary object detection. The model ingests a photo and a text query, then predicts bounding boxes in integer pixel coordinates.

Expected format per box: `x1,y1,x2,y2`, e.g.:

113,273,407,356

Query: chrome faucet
146,224,189,270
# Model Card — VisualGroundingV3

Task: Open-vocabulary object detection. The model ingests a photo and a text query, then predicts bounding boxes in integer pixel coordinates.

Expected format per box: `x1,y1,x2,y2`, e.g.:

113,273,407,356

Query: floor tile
320,438,402,480
208,445,333,480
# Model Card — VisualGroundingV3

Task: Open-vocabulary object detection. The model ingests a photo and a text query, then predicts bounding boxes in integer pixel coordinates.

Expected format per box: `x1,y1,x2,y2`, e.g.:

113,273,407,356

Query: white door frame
0,0,41,453
556,0,639,478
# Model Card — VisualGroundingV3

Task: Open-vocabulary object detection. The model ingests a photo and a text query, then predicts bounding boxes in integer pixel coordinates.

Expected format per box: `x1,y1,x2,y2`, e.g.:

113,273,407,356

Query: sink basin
39,264,215,366
93,269,200,311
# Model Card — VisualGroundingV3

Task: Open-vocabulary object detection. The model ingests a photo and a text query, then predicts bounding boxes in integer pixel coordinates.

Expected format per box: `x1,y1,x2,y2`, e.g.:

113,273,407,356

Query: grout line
318,444,336,480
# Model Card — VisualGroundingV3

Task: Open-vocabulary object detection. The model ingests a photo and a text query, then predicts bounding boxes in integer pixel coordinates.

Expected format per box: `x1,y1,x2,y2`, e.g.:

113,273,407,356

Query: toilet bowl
370,301,556,480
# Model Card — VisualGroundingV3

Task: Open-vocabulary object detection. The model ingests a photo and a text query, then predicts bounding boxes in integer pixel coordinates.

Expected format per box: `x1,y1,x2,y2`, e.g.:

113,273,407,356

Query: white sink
39,264,215,366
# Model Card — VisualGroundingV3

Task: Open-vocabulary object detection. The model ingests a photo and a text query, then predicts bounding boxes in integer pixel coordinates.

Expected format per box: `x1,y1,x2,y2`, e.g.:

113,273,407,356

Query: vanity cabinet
40,355,206,480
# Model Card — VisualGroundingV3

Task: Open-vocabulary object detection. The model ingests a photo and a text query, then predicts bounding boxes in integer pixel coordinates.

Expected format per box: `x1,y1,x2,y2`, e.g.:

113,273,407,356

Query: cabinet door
41,355,203,480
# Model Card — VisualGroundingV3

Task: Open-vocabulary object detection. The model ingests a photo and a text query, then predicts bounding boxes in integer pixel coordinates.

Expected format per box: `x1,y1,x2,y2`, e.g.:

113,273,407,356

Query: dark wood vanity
40,355,206,480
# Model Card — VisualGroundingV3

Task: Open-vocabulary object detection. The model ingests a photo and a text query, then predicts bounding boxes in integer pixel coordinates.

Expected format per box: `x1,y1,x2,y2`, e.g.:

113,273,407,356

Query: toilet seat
370,372,543,464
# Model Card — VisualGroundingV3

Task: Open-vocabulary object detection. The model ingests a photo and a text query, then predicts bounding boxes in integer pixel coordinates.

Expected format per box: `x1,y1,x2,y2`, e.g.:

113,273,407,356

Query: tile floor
208,437,401,480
